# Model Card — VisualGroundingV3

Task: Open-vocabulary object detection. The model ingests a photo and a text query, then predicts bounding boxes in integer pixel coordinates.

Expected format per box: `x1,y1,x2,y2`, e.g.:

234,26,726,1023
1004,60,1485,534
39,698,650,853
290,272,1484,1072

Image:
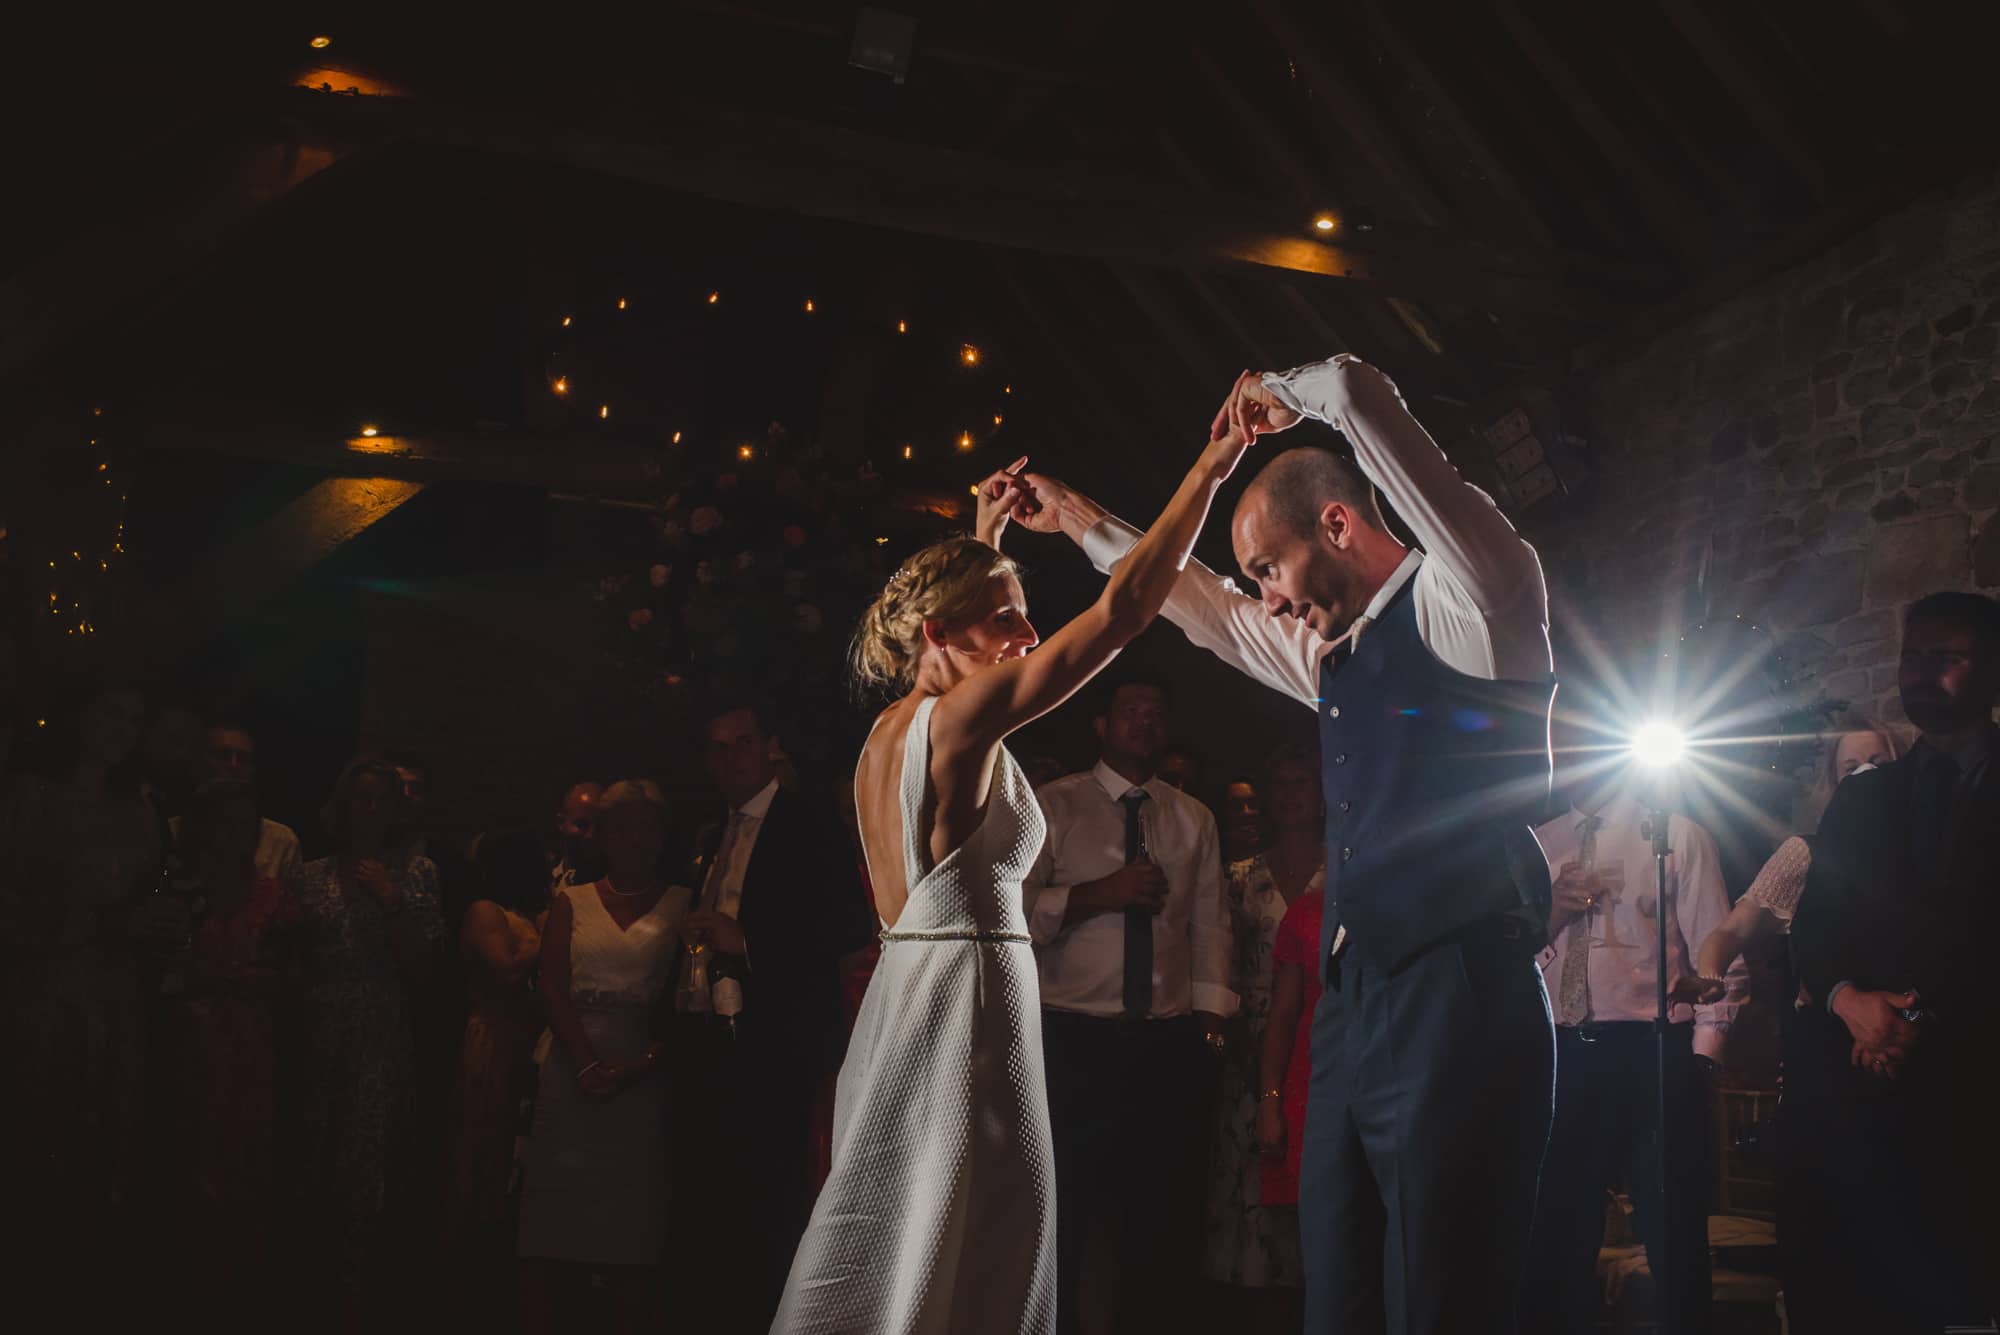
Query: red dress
1263,889,1324,1206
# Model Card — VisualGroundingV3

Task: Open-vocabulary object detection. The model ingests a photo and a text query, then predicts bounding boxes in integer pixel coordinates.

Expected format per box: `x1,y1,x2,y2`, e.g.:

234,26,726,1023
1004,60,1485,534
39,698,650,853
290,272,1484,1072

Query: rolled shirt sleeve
1081,514,1325,708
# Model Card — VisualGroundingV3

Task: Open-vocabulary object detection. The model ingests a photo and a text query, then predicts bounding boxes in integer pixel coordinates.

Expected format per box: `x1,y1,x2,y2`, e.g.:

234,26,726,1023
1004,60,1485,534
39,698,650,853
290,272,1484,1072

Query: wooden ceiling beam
1491,0,1712,268
1237,0,1452,229
279,85,1619,321
1565,3,1764,229
192,476,427,625
0,123,365,393
664,0,1101,88
1353,0,1555,246
1183,41,1340,209
161,425,668,492
1659,0,1831,202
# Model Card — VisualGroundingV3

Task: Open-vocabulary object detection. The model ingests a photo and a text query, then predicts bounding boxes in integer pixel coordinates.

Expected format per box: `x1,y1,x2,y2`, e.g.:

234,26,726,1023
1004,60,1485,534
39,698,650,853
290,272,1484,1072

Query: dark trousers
1522,1022,1712,1335
1300,924,1554,1335
666,1016,821,1335
1043,1009,1215,1335
1778,1014,1998,1335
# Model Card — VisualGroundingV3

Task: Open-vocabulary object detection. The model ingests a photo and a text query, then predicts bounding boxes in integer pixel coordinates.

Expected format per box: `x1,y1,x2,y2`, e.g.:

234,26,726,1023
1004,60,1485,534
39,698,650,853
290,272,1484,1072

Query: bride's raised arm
936,426,1253,751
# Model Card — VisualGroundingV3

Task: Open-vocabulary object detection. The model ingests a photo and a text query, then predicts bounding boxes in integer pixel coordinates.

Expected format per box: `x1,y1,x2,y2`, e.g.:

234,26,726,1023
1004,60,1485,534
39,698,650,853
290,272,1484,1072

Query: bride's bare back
854,692,1005,930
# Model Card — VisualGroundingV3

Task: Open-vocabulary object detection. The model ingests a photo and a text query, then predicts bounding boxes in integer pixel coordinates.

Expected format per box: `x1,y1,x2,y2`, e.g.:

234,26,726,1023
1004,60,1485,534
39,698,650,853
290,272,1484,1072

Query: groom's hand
1014,472,1107,542
1211,371,1303,443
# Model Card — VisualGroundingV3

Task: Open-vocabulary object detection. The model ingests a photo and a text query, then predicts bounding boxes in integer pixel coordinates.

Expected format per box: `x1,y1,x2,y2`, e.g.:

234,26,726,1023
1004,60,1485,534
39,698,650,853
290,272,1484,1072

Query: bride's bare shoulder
856,696,917,774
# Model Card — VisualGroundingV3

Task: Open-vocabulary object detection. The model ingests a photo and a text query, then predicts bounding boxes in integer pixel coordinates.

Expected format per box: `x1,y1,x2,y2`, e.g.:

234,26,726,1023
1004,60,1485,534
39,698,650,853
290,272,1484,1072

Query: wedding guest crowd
7,585,1994,1334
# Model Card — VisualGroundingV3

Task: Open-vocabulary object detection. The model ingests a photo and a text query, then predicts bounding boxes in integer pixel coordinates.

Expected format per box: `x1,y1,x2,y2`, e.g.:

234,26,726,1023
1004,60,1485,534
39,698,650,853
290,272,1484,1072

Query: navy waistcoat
1318,572,1555,975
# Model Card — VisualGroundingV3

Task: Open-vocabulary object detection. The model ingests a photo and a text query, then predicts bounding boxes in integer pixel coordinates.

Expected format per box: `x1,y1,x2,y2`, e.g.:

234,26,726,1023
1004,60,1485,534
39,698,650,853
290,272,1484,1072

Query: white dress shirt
1080,355,1551,700
1532,794,1747,1060
168,814,302,883
256,818,302,883
702,776,780,919
1026,761,1236,1019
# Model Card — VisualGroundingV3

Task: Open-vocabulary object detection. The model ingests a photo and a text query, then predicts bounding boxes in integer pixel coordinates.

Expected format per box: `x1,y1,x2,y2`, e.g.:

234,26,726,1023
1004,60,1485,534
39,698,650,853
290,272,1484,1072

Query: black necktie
1120,790,1153,1019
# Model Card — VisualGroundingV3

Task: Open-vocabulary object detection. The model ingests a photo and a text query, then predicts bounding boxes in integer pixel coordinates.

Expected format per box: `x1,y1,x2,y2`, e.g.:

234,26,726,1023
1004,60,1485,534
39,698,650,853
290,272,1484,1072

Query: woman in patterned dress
290,757,445,1333
1204,742,1324,1328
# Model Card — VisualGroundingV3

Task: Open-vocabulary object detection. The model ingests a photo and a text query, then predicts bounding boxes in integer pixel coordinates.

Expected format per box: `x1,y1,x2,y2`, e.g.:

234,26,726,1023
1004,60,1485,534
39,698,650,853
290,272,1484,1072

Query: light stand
1641,799,1678,1335
1629,719,1687,1335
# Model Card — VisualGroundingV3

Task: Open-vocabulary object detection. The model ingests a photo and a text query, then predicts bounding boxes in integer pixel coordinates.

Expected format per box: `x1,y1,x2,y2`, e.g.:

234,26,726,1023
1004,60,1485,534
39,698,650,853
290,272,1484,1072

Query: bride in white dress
771,428,1254,1335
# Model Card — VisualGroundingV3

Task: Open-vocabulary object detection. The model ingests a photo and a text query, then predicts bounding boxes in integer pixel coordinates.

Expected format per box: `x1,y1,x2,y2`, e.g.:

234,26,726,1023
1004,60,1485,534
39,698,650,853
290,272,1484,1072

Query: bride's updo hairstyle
850,537,1021,694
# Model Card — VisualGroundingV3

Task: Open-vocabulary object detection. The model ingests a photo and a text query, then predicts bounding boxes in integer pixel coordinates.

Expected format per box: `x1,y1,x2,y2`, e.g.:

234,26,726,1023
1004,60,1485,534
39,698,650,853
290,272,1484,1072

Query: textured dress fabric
516,881,685,1266
1743,834,1812,926
1204,856,1317,1287
772,694,1056,1335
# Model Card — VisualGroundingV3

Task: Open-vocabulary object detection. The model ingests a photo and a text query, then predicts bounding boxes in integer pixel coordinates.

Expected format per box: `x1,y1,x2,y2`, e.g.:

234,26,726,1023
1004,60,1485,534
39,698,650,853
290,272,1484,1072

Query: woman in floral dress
290,757,444,1333
1204,743,1324,1324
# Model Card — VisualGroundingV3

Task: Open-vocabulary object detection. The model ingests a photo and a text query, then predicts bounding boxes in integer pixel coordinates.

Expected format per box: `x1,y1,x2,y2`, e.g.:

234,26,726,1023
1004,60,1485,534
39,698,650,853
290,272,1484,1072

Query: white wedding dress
772,695,1056,1334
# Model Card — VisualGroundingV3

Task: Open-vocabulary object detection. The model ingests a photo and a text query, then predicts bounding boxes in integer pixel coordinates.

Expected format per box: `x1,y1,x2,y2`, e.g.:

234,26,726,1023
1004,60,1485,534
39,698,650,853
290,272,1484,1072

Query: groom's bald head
1237,446,1383,538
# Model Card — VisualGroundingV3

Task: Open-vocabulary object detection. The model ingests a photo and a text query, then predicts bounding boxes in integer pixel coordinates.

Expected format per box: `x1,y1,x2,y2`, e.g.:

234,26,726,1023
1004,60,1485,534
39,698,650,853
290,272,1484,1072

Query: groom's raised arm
1030,482,1327,709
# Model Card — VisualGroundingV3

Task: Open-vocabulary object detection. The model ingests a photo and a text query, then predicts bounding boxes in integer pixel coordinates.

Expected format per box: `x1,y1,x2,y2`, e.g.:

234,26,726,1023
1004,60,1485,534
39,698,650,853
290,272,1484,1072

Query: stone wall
1526,167,2000,727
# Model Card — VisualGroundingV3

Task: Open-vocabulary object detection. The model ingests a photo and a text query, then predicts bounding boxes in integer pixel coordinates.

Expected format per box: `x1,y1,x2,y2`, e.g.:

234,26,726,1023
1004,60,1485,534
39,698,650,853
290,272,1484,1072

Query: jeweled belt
879,928,1031,944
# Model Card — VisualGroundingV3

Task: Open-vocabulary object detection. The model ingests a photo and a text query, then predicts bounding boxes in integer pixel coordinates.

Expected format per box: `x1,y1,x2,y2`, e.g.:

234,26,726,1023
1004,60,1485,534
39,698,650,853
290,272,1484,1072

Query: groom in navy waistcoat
1017,356,1557,1335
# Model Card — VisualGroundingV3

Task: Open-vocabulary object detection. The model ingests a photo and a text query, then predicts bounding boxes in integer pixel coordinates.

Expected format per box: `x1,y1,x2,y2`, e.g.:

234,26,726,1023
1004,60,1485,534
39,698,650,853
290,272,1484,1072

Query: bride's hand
974,456,1031,548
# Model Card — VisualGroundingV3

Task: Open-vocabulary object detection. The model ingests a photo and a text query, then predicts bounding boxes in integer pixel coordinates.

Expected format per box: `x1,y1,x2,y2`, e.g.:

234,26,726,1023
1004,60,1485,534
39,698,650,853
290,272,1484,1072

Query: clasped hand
1835,987,1923,1081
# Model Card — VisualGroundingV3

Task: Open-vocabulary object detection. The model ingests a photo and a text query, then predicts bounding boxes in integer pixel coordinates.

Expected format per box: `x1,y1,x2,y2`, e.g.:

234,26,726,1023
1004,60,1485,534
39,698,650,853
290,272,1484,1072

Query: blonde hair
849,537,1021,693
1816,715,1903,797
598,778,668,822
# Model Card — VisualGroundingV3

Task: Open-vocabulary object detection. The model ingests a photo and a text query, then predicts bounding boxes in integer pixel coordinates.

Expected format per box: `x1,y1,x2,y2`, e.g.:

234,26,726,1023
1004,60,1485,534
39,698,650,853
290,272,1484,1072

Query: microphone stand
1643,798,1678,1335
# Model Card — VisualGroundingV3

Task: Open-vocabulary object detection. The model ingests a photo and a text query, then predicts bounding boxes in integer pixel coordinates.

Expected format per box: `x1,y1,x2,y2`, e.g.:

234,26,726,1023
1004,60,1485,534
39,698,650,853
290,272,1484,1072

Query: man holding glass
1520,728,1746,1335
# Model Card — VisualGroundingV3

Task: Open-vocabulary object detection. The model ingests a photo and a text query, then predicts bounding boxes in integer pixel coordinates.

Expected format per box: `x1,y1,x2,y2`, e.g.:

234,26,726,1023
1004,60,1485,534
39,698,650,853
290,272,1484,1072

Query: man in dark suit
1790,591,2000,1333
665,696,876,1335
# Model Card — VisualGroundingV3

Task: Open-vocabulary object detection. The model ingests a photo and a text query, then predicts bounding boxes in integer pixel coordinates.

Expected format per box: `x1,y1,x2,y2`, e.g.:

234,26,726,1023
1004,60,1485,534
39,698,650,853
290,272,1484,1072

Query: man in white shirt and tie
1522,717,1746,1335
1026,670,1234,1335
1014,356,1557,1335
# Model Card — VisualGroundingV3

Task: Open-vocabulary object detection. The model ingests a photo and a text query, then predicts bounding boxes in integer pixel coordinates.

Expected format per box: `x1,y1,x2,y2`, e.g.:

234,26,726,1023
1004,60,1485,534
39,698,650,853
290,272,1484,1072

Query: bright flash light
310,35,332,50
1630,721,1687,768
1313,214,1336,232
360,424,379,437
960,344,979,366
